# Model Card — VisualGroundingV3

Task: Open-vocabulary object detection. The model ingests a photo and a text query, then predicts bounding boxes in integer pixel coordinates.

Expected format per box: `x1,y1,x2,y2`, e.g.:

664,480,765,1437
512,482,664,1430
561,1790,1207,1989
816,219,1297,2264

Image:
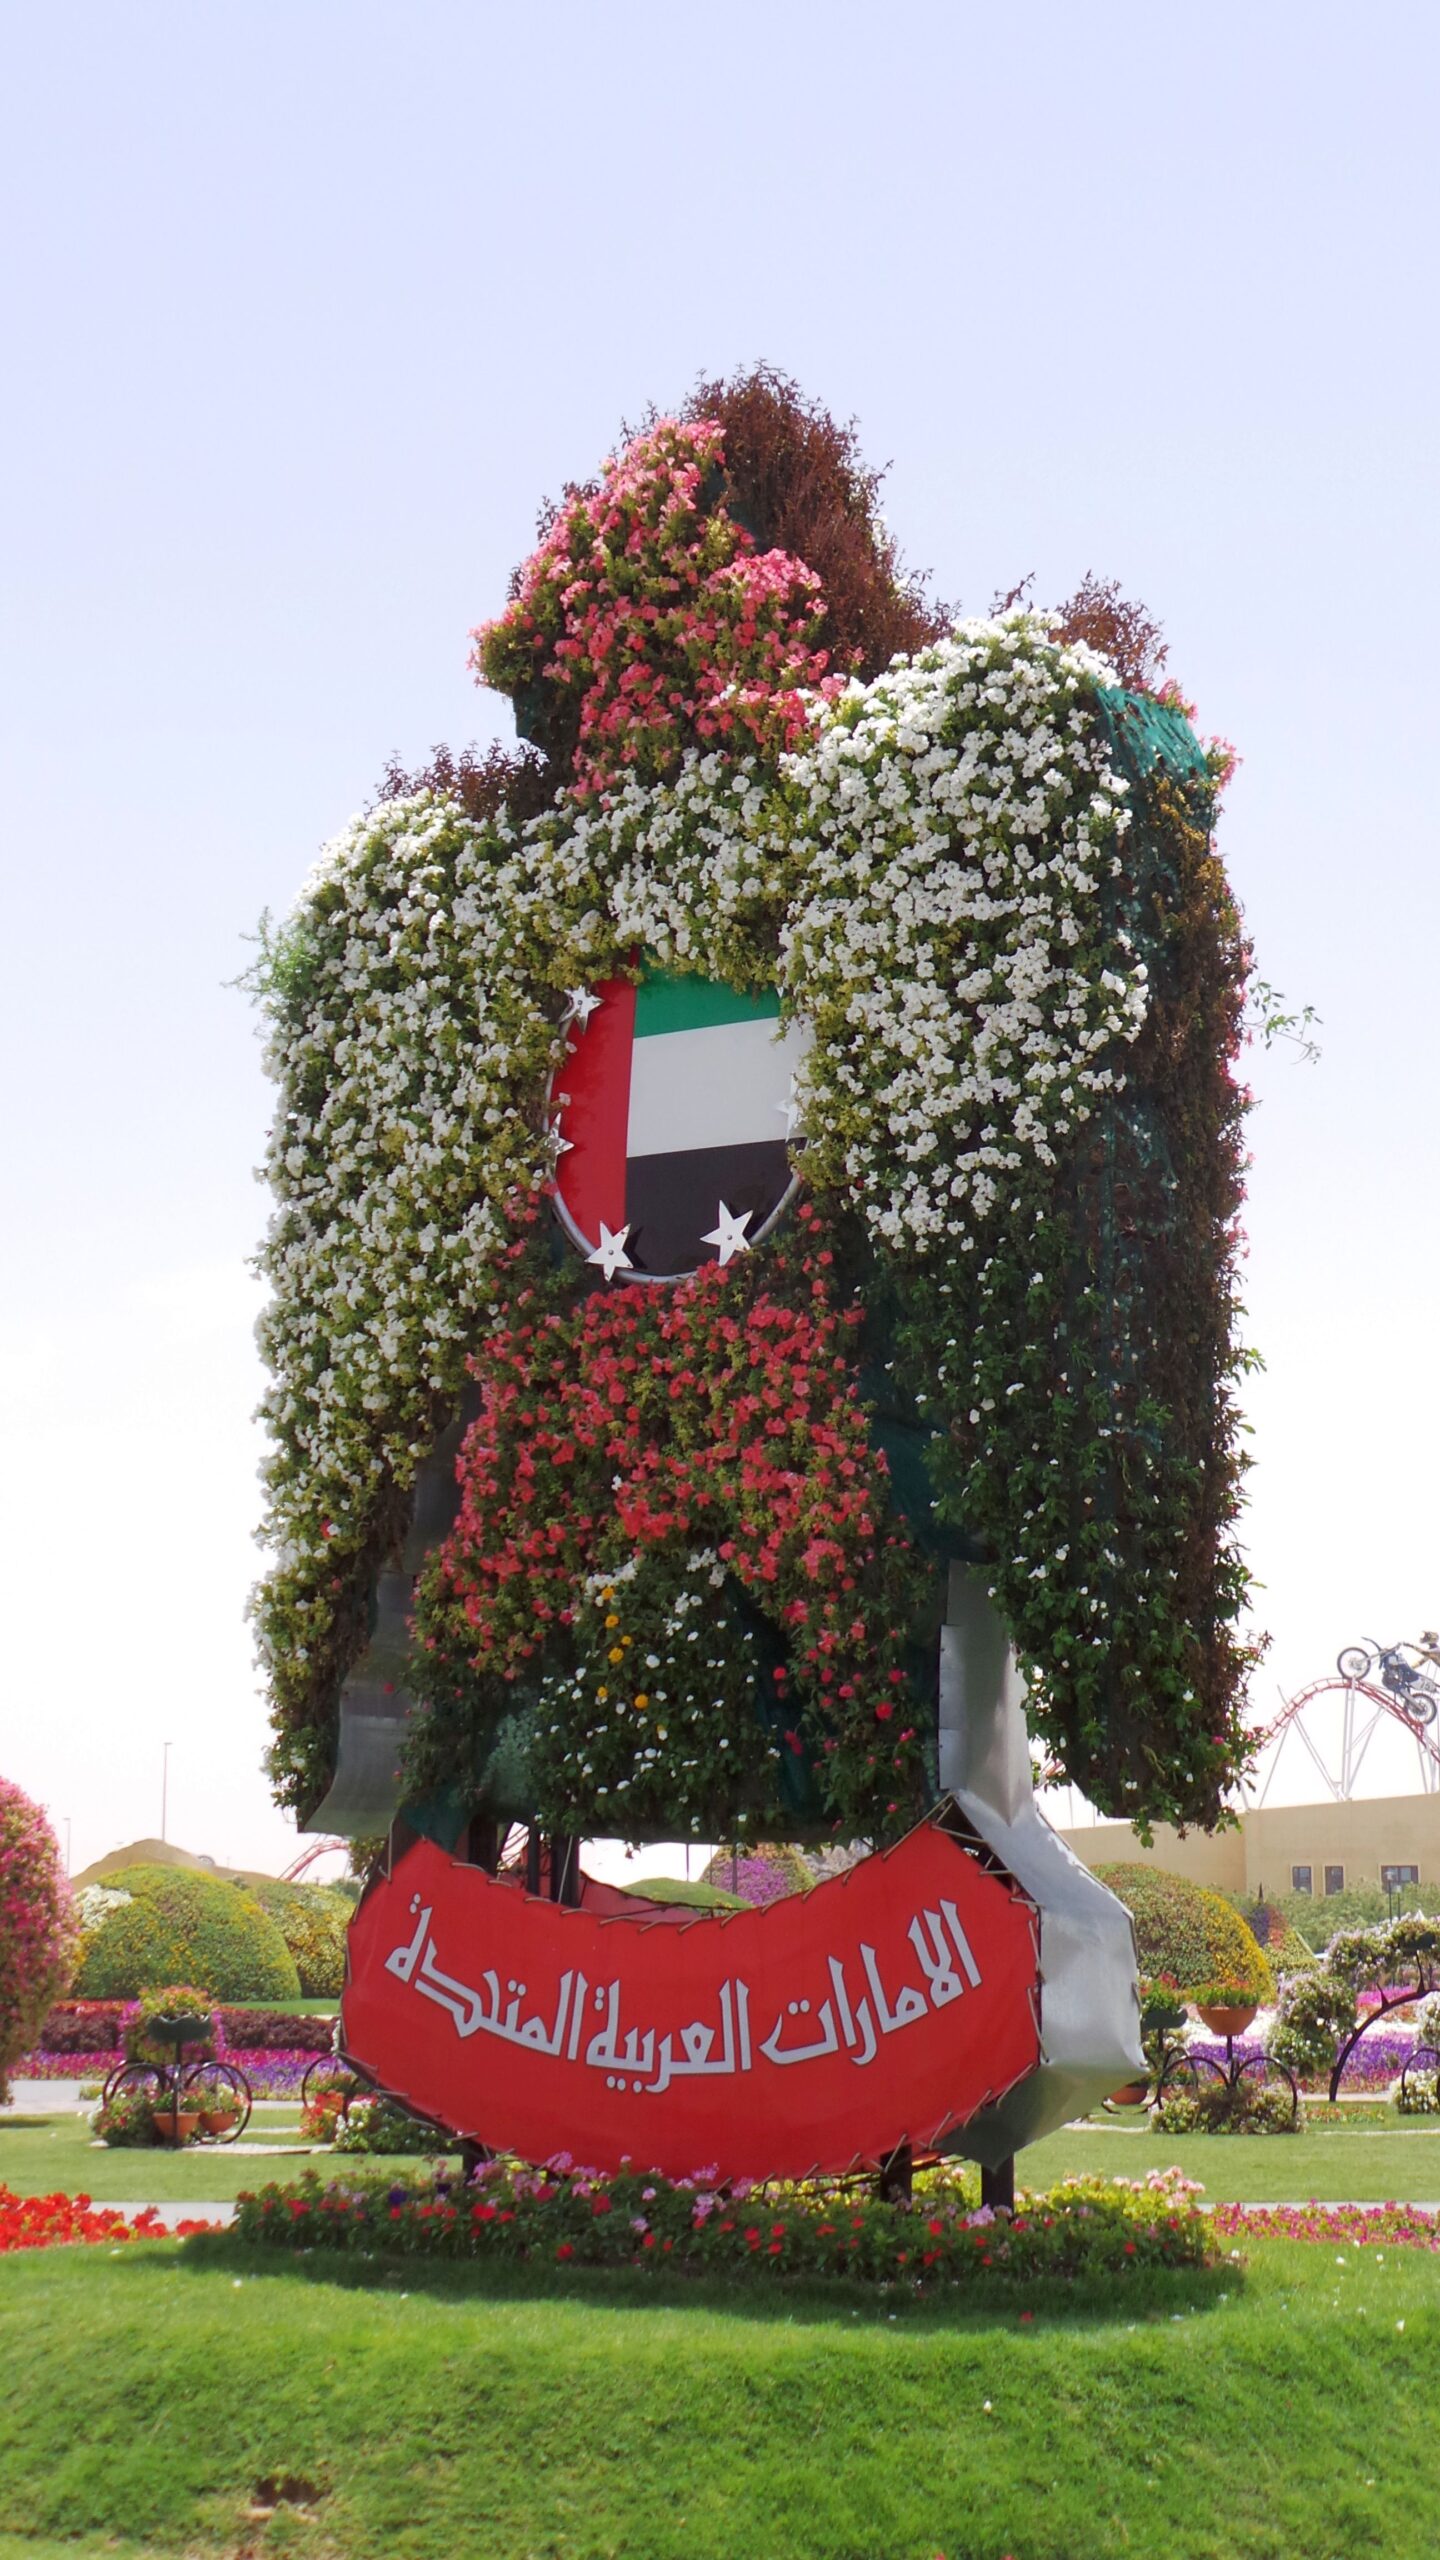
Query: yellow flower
634,1693,649,1710
596,1685,609,1703
604,1612,620,1629
608,1645,624,1664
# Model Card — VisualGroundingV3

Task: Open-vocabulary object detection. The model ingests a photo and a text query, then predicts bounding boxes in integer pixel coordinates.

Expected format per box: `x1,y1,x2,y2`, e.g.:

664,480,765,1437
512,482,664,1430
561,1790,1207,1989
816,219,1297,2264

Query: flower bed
0,2187,219,2252
1188,2029,1421,2092
1213,2200,1440,2254
227,2161,1216,2286
15,2045,325,2099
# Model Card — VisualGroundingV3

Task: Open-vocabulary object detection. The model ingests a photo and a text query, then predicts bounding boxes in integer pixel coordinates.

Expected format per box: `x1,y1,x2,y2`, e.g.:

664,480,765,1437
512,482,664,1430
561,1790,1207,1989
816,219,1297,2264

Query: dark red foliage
683,365,950,679
375,740,555,827
1052,574,1170,693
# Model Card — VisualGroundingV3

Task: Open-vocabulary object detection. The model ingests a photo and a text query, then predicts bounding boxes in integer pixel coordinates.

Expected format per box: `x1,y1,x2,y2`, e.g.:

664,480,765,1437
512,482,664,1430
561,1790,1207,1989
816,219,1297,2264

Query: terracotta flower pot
1197,2004,1258,2037
200,2109,238,2137
1108,2081,1150,2107
153,2111,200,2145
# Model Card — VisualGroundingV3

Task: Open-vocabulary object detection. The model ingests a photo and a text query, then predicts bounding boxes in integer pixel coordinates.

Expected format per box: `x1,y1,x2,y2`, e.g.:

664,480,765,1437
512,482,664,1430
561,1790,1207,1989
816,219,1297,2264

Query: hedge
244,1878,352,1997
74,1866,300,2002
36,2001,335,2056
1094,1863,1274,2002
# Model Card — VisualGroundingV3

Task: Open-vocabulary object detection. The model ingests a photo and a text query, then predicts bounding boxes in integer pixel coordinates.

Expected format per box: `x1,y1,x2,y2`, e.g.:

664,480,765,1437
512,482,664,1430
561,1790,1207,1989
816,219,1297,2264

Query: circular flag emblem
551,969,807,1281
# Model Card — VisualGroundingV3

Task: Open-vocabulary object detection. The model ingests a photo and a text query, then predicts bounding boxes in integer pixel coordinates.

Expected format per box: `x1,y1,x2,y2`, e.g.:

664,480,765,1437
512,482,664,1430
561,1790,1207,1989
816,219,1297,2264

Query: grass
7,2105,1440,2209
1,2235,1438,2557
1018,2117,1440,2202
0,2113,423,2206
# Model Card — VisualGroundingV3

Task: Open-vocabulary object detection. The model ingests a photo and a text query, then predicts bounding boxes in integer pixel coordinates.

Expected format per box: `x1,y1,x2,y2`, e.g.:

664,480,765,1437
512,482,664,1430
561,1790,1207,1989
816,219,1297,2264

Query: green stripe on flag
634,972,781,1038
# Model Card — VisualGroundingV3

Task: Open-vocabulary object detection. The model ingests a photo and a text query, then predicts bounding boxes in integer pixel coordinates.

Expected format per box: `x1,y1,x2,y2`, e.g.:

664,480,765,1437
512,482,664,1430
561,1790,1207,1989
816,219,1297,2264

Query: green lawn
7,2105,1440,2209
0,2113,402,2206
1019,2117,1440,2203
1,2236,1438,2557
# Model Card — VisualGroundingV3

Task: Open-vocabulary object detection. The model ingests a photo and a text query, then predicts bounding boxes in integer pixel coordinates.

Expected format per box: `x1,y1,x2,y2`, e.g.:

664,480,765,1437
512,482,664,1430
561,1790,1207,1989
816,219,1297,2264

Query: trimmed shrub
74,1865,300,2002
621,1876,748,1912
216,2006,335,2053
244,1878,352,1997
700,1843,813,1908
1237,1898,1316,1974
35,2000,128,2054
1154,2080,1300,2135
1094,1864,1273,2003
0,1780,80,2099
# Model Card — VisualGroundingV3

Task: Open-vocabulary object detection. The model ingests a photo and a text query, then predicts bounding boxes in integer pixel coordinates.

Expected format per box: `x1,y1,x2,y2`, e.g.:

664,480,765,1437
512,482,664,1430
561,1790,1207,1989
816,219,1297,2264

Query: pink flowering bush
471,417,839,796
0,1780,79,2101
1213,2199,1440,2254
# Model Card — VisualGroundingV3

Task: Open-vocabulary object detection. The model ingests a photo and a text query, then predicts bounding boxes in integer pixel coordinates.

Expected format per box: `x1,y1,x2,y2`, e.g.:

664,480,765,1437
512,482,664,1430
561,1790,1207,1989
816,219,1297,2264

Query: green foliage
1273,1881,1440,1939
620,1876,748,1910
92,2085,159,2148
122,1985,215,2064
1228,1897,1316,1973
1267,1970,1360,2077
244,1878,352,1996
332,2096,443,2156
74,1866,300,2003
1154,2081,1300,2135
1094,1864,1274,2002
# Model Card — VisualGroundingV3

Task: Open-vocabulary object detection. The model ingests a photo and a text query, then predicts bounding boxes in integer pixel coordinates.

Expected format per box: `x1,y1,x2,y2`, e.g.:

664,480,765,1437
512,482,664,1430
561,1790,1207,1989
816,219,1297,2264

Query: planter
152,2111,200,2145
200,2110,239,2138
1196,2004,1258,2038
1108,2081,1150,2107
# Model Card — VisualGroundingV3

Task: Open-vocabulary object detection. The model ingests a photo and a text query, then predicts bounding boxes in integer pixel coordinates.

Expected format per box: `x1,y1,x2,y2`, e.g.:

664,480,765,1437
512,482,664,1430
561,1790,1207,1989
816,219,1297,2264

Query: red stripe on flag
554,978,633,1244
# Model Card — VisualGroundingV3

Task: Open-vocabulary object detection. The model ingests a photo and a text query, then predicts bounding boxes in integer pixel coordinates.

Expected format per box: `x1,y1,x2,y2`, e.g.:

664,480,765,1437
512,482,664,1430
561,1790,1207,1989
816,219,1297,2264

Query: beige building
1057,1790,1440,1903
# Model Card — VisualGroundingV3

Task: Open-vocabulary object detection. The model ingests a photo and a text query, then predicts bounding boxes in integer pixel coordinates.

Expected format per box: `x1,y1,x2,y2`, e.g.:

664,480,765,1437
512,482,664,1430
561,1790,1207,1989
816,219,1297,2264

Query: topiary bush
700,1843,814,1907
1093,1864,1273,2004
0,1779,80,2100
245,1878,352,1997
74,1866,300,2002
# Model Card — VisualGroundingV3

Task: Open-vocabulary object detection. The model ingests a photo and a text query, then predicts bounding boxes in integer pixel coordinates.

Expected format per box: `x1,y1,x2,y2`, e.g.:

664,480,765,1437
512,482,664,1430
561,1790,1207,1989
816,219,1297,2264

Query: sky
2,1,1437,1880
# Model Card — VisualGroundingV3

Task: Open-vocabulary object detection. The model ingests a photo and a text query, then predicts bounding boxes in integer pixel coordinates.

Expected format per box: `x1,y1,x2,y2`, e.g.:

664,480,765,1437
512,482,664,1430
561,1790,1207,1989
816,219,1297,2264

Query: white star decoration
561,988,602,1029
548,1119,573,1158
587,1221,633,1281
701,1202,753,1266
774,1079,805,1140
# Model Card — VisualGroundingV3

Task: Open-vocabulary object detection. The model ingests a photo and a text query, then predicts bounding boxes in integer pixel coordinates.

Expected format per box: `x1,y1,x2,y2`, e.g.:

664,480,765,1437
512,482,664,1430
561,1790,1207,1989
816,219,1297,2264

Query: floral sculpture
249,370,1258,1860
0,1779,78,2101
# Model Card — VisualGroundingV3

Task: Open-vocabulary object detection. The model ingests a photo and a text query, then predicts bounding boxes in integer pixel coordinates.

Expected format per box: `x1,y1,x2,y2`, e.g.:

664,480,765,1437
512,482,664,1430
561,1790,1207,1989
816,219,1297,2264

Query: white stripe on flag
625,1017,809,1160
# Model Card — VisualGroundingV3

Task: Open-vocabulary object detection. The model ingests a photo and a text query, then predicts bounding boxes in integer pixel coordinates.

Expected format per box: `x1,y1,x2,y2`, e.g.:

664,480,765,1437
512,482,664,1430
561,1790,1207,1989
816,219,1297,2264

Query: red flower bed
0,2186,220,2251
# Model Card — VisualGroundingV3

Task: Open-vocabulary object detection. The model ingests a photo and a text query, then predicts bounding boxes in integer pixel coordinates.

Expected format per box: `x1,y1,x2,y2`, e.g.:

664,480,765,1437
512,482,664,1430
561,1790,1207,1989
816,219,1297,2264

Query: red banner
343,1819,1040,2182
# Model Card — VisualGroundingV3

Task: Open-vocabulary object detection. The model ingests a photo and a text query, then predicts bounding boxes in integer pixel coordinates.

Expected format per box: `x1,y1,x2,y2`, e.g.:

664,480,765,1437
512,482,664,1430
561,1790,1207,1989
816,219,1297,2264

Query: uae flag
552,970,808,1279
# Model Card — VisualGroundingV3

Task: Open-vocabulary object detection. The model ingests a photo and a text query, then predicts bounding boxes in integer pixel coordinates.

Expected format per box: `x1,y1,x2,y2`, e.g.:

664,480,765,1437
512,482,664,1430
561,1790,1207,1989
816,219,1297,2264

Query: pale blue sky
3,2,1436,1874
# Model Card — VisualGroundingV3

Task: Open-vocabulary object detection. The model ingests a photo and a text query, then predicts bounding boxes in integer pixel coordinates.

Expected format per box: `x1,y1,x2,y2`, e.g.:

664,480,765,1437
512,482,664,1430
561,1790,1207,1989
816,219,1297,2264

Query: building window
1381,1864,1420,1891
1291,1864,1313,1894
1324,1865,1344,1896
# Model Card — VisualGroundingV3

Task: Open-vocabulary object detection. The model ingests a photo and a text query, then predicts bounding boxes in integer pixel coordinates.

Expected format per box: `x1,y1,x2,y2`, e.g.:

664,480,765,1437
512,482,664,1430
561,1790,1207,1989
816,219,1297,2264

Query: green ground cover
1,2237,1437,2558
1018,2118,1440,2203
0,2114,415,2206
6,2107,1440,2206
